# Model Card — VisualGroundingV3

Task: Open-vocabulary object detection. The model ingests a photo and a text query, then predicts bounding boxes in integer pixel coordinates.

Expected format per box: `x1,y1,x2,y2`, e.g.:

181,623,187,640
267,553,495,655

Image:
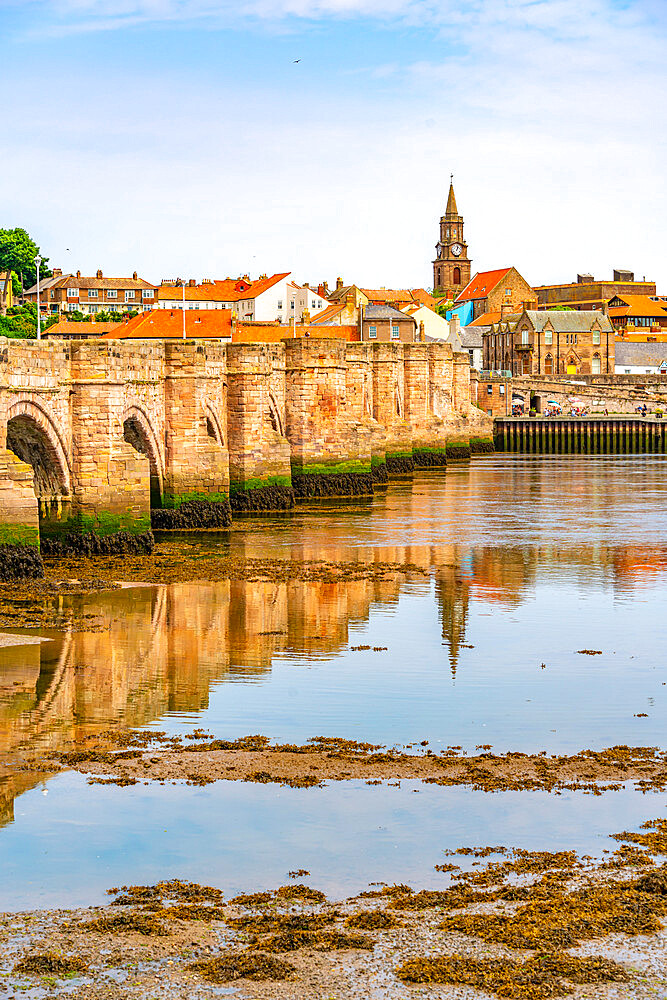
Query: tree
0,303,57,339
0,229,52,316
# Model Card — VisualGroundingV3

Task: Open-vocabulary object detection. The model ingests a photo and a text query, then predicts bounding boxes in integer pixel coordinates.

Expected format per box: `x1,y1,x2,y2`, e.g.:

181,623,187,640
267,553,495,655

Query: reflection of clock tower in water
433,176,472,299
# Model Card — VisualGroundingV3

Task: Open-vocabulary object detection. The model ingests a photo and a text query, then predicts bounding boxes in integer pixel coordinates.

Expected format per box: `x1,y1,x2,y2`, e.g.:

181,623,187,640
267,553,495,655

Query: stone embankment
0,337,492,576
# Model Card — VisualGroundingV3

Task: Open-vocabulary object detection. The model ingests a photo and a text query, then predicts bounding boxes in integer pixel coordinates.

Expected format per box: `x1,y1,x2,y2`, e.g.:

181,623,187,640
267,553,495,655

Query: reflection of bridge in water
2,519,665,825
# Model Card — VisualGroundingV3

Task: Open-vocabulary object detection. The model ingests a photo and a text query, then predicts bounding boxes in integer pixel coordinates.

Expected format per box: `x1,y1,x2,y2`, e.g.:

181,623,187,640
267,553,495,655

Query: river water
1,456,667,908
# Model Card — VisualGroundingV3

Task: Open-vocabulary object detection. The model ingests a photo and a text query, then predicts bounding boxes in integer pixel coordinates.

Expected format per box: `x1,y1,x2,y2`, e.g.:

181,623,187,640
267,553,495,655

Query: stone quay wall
0,336,492,567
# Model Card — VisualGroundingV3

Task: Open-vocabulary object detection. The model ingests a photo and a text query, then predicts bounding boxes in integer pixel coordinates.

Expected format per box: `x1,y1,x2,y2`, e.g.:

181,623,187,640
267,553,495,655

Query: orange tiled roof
608,295,667,319
410,288,437,310
233,323,359,343
309,303,346,325
455,268,511,303
158,273,290,303
100,310,232,339
468,311,502,327
362,287,415,304
45,320,123,336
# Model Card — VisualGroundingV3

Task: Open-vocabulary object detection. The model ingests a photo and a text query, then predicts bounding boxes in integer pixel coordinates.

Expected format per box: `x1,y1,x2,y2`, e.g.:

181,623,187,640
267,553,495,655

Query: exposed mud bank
291,472,374,498
230,485,295,513
151,499,232,530
43,734,667,796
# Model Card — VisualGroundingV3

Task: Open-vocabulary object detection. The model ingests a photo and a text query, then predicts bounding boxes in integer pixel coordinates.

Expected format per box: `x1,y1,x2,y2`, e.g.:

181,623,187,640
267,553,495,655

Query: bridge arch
122,404,164,508
6,398,71,501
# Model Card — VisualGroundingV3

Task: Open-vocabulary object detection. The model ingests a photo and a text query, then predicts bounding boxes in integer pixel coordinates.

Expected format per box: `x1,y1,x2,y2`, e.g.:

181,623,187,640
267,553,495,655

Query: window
311,299,316,309
624,369,631,374
277,300,283,309
109,304,119,312
487,385,493,395
592,329,600,345
499,385,505,395
368,325,377,339
125,291,135,301
68,288,79,297
143,289,154,299
391,325,400,339
89,304,99,313
88,289,98,298
521,329,530,345
107,289,117,299
544,331,552,345
505,289,511,295
453,267,461,284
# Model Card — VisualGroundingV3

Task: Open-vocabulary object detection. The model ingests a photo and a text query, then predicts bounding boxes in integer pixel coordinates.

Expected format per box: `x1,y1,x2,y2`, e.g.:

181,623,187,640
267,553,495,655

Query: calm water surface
1,457,667,907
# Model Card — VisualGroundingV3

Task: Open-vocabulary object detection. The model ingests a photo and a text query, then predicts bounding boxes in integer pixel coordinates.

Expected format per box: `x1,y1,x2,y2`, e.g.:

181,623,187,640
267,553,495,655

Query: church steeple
432,176,472,300
446,176,458,216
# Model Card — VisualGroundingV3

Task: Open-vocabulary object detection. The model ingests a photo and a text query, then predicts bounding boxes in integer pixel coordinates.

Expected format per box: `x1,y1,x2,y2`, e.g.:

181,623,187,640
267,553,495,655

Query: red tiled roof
100,310,232,339
411,288,437,310
158,273,290,303
455,268,511,303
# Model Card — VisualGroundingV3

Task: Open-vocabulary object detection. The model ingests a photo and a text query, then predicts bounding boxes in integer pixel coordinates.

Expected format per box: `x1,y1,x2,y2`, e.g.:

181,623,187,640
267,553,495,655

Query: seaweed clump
81,912,169,936
230,884,326,906
108,879,224,907
0,543,44,581
151,499,231,530
190,951,296,982
14,953,88,976
396,952,629,998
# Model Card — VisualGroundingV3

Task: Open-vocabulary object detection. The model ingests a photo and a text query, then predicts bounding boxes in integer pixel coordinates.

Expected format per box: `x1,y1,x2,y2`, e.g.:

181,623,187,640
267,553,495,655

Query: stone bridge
0,336,492,571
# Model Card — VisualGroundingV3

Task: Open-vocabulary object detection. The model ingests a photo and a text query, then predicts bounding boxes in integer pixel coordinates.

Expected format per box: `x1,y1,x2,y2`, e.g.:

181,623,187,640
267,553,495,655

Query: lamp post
179,279,186,340
292,293,297,337
34,255,43,340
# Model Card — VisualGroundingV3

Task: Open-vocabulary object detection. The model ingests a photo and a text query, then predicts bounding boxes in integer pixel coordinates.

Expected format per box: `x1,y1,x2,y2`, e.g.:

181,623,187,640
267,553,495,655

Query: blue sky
1,0,665,290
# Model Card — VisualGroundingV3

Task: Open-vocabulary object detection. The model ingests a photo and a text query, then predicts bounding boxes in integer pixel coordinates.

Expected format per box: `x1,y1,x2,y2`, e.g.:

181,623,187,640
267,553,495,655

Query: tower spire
446,175,458,216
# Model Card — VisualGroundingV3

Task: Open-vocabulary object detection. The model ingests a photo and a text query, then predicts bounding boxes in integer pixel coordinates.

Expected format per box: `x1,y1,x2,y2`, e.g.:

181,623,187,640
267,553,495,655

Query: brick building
23,269,157,316
448,266,536,326
361,304,417,343
483,309,614,376
534,271,656,311
470,371,511,416
432,179,472,299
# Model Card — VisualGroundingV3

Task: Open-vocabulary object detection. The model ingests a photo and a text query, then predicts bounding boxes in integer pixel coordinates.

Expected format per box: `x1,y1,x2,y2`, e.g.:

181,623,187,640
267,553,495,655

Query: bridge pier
226,344,294,512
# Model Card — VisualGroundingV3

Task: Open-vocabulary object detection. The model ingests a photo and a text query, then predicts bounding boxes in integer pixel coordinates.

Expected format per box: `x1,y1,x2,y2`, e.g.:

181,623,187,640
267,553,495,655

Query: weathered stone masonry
0,336,492,574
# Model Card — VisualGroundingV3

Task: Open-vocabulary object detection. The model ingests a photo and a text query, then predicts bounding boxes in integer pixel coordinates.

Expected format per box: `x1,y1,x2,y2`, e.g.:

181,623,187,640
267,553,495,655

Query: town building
0,272,14,313
156,273,326,324
534,271,656,311
607,294,667,333
483,309,614,376
100,309,233,339
23,269,158,316
401,302,450,342
432,179,472,299
460,327,484,371
361,304,417,343
615,342,667,375
447,267,536,326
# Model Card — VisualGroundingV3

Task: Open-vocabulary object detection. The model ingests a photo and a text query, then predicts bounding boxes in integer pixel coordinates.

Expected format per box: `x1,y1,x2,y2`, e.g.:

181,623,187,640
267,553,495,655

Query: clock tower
432,177,472,299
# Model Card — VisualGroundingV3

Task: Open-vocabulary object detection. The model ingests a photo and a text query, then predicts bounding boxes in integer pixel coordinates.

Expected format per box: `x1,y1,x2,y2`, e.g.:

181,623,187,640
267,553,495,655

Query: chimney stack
336,276,343,290
53,268,62,278
189,278,196,286
132,271,138,280
76,270,81,279
96,269,103,279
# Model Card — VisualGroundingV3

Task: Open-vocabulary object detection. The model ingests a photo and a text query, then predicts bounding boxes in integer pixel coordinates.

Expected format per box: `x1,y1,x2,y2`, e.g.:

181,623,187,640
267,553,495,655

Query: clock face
451,243,463,257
